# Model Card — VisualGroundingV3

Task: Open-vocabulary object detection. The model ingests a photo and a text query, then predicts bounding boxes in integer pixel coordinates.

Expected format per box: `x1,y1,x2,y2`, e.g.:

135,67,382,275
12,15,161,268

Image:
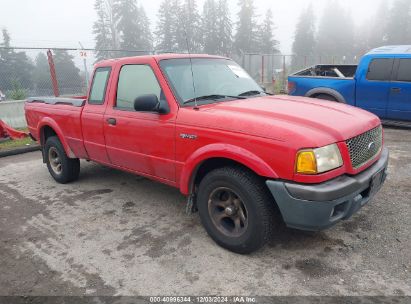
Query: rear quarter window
366,58,394,81
396,59,411,82
89,67,111,105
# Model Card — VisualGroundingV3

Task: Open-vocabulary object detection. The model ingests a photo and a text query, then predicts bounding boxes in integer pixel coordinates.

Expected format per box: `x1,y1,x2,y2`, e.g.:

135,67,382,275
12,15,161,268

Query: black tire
314,94,338,102
44,136,80,184
197,166,279,254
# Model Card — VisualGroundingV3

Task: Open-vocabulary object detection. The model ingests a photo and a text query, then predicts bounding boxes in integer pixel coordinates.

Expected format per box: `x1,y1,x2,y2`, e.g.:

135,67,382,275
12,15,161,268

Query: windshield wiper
183,94,246,105
238,90,265,97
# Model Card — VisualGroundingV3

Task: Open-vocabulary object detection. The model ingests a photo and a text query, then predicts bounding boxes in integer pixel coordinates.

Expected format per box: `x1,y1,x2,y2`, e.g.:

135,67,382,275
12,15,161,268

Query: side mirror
134,94,160,112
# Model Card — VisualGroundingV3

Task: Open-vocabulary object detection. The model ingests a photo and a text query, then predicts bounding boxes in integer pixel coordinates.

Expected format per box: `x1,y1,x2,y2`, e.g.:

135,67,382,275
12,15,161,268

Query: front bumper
266,148,389,231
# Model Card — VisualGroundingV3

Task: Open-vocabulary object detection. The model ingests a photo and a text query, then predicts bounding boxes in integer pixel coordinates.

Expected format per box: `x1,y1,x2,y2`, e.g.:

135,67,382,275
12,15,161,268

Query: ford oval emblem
368,142,376,150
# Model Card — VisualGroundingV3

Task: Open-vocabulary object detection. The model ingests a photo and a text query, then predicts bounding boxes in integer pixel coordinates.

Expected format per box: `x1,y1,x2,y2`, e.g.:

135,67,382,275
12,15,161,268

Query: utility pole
78,42,89,86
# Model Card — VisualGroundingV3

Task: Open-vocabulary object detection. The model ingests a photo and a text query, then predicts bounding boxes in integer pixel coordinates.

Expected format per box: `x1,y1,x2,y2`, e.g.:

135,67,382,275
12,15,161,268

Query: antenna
183,14,199,109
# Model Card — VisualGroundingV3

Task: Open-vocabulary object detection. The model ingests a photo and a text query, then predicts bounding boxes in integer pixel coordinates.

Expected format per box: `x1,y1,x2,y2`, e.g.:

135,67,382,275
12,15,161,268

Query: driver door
103,59,176,182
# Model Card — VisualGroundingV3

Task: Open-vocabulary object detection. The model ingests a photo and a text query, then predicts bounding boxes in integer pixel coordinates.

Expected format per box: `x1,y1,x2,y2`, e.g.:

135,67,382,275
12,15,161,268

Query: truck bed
288,65,357,105
293,65,358,78
25,96,88,159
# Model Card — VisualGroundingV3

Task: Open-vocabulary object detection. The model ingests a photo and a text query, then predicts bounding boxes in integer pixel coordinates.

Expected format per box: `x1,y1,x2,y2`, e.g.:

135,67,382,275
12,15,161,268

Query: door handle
391,87,401,93
107,118,117,126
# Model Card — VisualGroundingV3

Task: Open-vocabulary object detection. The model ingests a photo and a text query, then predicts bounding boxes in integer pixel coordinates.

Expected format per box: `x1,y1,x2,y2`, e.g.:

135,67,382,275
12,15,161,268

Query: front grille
346,125,383,169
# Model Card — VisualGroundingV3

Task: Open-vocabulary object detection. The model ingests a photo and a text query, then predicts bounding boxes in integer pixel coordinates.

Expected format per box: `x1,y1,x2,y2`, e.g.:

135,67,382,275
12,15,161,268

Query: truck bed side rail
26,97,86,107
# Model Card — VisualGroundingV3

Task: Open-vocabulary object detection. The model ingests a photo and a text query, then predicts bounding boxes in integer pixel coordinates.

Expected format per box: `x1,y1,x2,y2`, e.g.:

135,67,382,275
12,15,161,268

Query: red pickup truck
25,54,389,254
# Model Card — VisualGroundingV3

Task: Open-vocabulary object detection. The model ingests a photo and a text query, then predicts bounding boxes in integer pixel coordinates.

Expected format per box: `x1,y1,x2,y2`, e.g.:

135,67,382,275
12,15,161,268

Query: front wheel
45,136,80,184
197,167,279,254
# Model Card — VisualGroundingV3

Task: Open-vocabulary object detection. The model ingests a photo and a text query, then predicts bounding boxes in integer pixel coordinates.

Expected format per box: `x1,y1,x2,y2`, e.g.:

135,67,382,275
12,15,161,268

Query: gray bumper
266,148,389,231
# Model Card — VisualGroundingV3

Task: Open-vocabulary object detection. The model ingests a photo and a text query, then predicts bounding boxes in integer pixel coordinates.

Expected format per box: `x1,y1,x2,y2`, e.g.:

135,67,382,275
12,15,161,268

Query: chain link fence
0,47,153,101
241,53,363,93
0,47,364,101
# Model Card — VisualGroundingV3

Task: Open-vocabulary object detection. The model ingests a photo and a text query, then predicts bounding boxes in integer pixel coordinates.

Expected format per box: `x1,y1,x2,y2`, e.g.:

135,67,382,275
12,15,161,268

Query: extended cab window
366,58,394,81
396,59,411,82
89,67,111,105
116,65,161,111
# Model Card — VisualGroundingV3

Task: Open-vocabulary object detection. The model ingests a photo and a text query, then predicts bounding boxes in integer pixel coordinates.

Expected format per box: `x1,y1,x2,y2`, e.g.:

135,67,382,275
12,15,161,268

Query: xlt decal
180,134,198,140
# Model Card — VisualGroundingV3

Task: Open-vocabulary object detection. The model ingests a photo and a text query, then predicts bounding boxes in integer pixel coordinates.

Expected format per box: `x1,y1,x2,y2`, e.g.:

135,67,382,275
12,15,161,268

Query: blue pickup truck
288,46,411,124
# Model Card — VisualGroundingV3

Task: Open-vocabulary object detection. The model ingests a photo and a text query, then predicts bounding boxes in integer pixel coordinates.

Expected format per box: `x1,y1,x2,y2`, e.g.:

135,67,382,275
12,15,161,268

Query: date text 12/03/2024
149,296,257,303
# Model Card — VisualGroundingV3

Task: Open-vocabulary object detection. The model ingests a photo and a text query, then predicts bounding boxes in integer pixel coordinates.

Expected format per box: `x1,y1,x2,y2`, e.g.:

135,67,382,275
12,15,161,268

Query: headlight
296,144,343,174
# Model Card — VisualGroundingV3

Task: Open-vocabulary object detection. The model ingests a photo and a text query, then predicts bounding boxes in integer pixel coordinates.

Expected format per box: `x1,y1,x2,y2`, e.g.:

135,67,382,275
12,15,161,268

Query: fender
179,143,279,195
305,87,346,103
38,117,76,159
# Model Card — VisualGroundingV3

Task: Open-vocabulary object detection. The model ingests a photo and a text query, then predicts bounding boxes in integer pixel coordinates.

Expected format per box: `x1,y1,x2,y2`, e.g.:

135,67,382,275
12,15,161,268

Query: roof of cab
366,45,411,55
96,53,228,66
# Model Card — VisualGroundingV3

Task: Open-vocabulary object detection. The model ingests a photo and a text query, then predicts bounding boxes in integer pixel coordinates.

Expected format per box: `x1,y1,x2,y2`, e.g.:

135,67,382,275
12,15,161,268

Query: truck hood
178,95,381,148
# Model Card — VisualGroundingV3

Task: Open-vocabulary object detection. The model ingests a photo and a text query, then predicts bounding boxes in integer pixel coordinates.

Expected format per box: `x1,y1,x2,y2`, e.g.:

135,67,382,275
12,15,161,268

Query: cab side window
89,67,111,105
116,65,162,111
366,58,394,81
396,59,411,82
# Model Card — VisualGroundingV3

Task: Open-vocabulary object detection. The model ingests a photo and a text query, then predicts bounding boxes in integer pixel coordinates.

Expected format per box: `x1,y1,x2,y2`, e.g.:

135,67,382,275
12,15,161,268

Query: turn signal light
296,151,317,174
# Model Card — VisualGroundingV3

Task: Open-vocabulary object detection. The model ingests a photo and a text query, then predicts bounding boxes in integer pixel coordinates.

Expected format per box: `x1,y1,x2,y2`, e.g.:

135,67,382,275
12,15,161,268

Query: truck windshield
159,58,265,106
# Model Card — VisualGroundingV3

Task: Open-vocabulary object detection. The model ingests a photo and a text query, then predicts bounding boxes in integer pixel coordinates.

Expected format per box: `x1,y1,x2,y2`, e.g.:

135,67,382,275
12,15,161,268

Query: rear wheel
314,94,338,102
197,167,279,254
45,136,80,184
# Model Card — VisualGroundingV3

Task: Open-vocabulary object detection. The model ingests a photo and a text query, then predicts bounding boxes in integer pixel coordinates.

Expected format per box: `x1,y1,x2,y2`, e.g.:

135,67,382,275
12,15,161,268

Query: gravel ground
0,127,410,296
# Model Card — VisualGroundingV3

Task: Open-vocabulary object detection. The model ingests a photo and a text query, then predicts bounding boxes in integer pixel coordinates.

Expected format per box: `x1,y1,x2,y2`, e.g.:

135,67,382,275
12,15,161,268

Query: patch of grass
0,137,36,151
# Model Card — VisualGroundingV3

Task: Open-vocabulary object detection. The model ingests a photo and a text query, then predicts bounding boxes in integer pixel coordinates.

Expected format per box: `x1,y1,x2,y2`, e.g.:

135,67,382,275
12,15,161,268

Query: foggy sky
0,0,392,54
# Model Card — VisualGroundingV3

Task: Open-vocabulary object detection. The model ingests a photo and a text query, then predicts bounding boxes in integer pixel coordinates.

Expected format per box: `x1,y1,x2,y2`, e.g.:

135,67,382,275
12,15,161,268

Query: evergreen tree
0,29,15,93
178,0,202,52
137,5,153,52
32,53,53,95
53,50,83,95
215,0,233,55
234,0,260,55
292,5,316,68
93,0,118,60
353,1,392,56
0,29,12,61
292,5,316,57
386,0,411,44
155,0,181,52
368,1,389,48
0,29,33,92
202,0,219,54
113,0,153,56
353,25,370,57
316,0,355,61
257,9,279,54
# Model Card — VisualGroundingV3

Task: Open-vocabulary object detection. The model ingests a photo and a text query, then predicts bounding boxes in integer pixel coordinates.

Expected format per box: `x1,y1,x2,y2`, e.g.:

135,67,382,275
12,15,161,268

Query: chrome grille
346,126,383,169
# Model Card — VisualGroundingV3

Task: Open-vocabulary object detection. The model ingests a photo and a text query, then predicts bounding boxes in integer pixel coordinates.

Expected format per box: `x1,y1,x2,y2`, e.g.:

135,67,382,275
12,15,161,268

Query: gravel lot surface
0,127,410,296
